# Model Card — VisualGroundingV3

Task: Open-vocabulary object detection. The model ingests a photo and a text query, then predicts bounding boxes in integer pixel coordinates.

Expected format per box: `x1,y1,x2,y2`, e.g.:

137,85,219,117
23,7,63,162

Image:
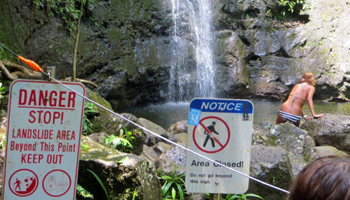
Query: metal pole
217,194,221,200
42,66,56,81
209,194,214,200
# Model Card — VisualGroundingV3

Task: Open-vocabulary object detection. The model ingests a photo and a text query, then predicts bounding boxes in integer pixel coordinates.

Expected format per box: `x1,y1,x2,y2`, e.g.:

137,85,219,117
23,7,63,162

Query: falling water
168,0,216,102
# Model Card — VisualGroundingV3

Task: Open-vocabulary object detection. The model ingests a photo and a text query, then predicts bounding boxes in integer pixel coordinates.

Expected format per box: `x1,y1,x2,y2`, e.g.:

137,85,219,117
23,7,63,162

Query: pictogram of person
14,178,21,191
203,121,219,148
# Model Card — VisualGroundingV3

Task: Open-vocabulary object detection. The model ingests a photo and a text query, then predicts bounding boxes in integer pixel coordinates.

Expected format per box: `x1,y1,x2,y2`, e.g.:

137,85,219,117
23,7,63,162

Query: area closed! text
191,160,244,168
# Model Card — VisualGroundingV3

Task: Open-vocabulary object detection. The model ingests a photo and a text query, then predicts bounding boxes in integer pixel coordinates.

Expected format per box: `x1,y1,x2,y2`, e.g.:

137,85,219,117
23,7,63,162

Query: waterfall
167,0,216,102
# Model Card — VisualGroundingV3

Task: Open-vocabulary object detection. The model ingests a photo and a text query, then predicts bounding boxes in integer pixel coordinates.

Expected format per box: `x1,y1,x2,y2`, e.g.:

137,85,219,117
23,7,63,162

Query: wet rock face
215,0,350,101
2,0,350,108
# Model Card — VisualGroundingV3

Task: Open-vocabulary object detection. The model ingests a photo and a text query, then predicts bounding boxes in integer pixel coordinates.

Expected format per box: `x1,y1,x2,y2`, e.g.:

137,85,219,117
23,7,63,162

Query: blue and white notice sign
185,98,254,194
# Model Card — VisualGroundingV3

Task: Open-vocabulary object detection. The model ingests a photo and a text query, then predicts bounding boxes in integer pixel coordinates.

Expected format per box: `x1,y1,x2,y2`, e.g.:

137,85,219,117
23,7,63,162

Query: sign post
2,80,85,200
185,98,254,194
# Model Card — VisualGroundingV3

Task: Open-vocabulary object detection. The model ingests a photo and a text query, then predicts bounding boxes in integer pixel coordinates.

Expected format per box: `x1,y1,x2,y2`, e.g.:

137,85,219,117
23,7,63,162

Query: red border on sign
192,116,230,153
9,169,39,197
43,169,72,197
2,80,85,198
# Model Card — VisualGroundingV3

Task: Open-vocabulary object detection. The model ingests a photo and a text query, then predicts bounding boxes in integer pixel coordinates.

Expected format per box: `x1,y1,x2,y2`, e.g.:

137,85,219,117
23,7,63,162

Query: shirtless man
276,72,324,127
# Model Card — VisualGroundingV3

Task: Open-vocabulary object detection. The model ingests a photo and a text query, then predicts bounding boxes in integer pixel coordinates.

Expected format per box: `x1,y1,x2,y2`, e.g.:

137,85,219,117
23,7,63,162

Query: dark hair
287,156,350,200
300,72,315,86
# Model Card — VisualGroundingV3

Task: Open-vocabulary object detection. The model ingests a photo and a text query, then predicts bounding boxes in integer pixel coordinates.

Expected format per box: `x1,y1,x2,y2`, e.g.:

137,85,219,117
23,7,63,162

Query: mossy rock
77,136,162,200
85,87,113,116
91,113,145,155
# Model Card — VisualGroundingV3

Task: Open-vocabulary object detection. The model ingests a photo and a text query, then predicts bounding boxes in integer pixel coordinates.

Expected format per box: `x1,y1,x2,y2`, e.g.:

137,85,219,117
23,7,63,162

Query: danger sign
3,80,85,199
186,98,254,194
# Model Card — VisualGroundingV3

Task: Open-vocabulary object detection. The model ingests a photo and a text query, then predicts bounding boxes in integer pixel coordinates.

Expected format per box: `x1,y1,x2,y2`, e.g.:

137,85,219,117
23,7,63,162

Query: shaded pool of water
118,100,350,130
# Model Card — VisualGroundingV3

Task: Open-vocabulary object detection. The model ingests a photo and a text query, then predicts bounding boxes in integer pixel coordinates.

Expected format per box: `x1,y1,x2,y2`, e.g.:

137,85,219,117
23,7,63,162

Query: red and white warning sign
2,80,85,200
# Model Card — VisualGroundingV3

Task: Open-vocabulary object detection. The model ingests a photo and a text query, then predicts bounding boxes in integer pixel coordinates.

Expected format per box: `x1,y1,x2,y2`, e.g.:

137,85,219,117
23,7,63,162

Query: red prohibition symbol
43,169,72,197
193,116,230,153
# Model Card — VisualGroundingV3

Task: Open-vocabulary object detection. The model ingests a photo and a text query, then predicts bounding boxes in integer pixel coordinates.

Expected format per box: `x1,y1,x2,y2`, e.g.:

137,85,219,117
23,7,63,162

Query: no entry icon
192,116,230,153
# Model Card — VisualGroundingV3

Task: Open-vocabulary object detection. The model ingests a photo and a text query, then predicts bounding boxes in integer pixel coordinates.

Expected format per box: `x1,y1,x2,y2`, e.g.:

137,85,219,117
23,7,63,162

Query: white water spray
168,0,216,102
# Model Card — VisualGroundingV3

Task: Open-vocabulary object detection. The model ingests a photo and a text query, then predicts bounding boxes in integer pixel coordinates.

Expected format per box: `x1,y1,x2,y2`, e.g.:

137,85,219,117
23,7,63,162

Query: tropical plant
82,102,98,135
103,134,133,153
267,0,306,19
222,193,264,200
103,126,138,153
155,167,186,200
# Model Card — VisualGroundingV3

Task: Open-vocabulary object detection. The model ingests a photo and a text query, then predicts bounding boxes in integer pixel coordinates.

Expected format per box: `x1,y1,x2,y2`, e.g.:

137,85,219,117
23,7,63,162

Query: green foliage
0,132,6,150
87,169,109,200
0,83,6,104
267,0,306,19
32,0,95,33
82,102,98,135
132,188,137,200
80,142,91,150
222,193,264,200
155,167,186,200
0,45,4,60
76,184,94,199
116,156,129,164
103,126,139,153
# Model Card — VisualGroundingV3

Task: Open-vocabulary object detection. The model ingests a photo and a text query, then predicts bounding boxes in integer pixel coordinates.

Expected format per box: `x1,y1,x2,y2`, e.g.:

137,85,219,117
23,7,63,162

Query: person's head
212,121,216,125
301,72,315,86
287,156,350,200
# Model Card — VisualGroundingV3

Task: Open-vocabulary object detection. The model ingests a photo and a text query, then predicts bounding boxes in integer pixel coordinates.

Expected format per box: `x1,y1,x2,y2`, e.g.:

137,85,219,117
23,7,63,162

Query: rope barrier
42,72,290,194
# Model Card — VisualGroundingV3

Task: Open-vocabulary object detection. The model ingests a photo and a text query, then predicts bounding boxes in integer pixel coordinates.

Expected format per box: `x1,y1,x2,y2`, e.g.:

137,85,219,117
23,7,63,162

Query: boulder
138,118,178,146
268,123,316,177
140,144,161,167
300,114,350,154
85,88,113,116
305,146,349,162
253,122,315,150
167,120,188,134
174,133,188,144
78,136,162,200
248,145,290,200
87,132,108,145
